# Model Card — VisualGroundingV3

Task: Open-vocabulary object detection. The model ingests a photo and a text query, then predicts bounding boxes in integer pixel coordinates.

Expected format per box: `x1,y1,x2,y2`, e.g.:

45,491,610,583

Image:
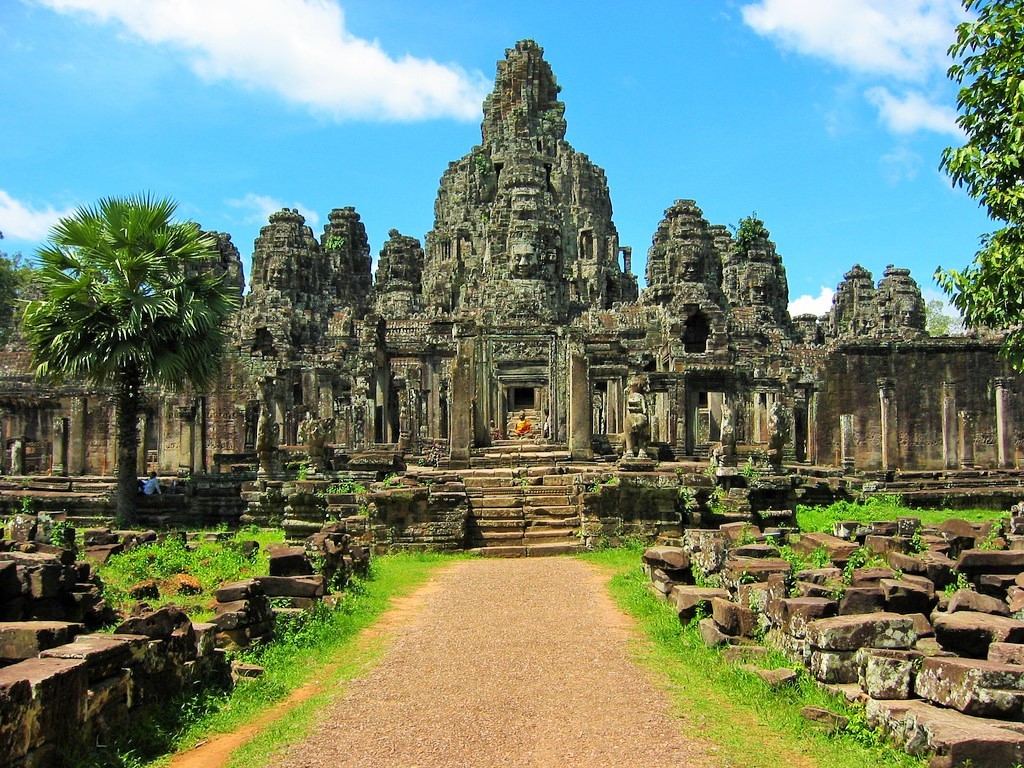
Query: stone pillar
136,414,148,474
449,332,475,468
994,378,1015,468
807,390,819,464
878,379,897,471
958,409,976,469
69,397,86,475
11,437,24,475
194,398,207,474
840,414,855,471
568,347,593,460
51,417,68,476
940,383,957,470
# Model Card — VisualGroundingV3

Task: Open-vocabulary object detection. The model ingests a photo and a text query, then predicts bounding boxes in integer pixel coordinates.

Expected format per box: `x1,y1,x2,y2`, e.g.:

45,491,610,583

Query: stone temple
1,40,1022,505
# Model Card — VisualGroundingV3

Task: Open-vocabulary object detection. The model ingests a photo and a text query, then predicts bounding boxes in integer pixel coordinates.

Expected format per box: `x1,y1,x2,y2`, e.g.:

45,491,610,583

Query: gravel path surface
276,557,718,767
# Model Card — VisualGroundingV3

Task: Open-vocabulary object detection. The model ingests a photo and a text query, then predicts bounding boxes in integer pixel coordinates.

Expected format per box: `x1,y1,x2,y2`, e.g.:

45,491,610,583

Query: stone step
524,528,576,541
479,531,527,545
524,504,575,516
527,516,580,528
471,509,525,521
467,545,527,558
473,519,526,531
472,496,524,508
526,542,583,557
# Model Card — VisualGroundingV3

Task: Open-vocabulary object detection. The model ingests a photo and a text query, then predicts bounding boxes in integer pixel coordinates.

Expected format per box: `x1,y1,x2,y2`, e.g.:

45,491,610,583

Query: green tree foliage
732,212,771,253
925,298,964,336
936,0,1024,365
0,232,33,344
22,195,240,523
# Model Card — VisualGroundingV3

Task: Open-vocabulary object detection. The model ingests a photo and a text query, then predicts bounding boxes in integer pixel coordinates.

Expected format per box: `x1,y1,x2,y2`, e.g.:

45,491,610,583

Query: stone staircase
463,469,582,557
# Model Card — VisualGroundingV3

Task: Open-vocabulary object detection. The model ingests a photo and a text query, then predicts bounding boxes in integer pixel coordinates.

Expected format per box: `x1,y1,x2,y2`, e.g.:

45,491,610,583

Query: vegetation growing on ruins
795,495,1004,533
937,0,1024,367
22,194,240,524
586,545,927,768
95,527,281,618
731,212,771,253
72,551,457,768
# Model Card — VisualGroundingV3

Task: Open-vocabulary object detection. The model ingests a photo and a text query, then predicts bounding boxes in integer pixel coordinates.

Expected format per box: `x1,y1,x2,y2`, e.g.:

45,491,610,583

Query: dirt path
266,557,718,768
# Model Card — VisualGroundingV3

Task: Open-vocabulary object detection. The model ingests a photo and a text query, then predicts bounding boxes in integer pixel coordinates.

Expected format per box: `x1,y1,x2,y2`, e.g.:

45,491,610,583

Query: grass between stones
73,552,460,768
795,495,1005,534
581,546,927,768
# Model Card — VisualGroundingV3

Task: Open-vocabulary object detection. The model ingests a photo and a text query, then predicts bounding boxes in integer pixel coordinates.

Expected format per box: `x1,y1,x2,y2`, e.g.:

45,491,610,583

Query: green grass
71,551,460,768
95,526,284,619
581,546,926,768
796,495,1006,534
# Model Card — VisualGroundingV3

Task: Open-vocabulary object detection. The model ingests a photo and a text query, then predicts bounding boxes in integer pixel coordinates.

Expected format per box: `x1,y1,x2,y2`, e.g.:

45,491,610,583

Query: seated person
513,411,531,436
142,471,161,495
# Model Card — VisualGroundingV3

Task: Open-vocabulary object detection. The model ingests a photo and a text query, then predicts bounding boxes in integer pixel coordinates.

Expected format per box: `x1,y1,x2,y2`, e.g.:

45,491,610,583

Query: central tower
422,40,637,323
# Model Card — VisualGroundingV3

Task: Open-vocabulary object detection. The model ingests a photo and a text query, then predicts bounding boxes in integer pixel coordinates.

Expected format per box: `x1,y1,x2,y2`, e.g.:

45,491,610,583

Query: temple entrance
686,389,726,455
509,387,536,412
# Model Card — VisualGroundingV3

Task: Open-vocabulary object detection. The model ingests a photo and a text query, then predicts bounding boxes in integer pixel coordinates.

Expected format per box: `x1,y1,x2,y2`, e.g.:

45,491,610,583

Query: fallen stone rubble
0,516,370,767
644,515,1024,768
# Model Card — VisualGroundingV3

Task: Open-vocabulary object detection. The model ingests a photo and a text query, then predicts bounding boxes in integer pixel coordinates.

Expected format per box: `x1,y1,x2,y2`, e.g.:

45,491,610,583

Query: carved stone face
511,242,539,278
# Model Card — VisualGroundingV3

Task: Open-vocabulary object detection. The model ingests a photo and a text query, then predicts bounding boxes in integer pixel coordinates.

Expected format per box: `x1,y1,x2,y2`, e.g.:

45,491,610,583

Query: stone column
136,414,148,474
878,379,897,471
69,397,87,475
807,390,819,464
448,332,475,468
195,398,207,474
994,378,1015,468
941,382,958,470
568,346,593,460
51,417,68,477
958,409,976,469
840,414,855,471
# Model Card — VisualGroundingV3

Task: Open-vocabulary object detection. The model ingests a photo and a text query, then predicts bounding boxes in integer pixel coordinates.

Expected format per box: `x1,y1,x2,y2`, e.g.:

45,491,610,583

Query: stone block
806,612,917,651
948,589,1010,617
0,676,32,766
731,543,780,559
933,611,1024,657
857,648,922,699
670,586,729,622
988,641,1024,665
0,560,21,599
0,656,89,751
711,597,757,637
768,597,838,638
192,622,218,657
721,557,791,589
0,621,83,663
915,656,1024,719
214,578,264,602
864,534,910,555
642,546,690,571
879,578,937,615
114,605,191,639
808,649,860,684
867,697,1024,768
887,551,955,588
791,532,858,563
697,617,731,648
794,567,842,586
839,586,885,615
40,634,137,683
849,567,896,586
956,550,1024,575
268,545,313,576
740,664,798,687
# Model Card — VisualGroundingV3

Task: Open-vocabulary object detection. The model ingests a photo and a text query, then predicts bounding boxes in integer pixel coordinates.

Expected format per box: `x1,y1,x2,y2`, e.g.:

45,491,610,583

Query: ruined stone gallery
0,40,1018,479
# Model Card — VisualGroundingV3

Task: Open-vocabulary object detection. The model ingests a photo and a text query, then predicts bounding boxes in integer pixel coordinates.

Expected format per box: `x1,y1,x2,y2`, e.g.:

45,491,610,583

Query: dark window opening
510,387,536,411
683,313,710,353
253,328,275,354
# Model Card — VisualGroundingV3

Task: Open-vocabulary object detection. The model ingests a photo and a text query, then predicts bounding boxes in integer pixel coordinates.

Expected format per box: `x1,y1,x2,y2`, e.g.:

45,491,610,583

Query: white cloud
741,0,966,82
227,194,320,228
879,144,923,183
0,190,75,241
789,286,835,316
36,0,489,121
865,87,961,136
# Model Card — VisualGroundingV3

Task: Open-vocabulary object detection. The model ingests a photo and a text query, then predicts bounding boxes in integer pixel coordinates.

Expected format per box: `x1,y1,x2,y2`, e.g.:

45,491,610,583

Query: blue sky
0,0,991,315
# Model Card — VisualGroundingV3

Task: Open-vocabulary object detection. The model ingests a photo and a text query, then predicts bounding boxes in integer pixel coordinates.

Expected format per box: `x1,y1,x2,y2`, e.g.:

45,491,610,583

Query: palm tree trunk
115,363,142,526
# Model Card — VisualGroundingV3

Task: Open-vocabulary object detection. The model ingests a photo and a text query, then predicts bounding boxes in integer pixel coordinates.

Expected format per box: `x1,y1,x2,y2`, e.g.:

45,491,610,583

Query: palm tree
23,194,240,524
